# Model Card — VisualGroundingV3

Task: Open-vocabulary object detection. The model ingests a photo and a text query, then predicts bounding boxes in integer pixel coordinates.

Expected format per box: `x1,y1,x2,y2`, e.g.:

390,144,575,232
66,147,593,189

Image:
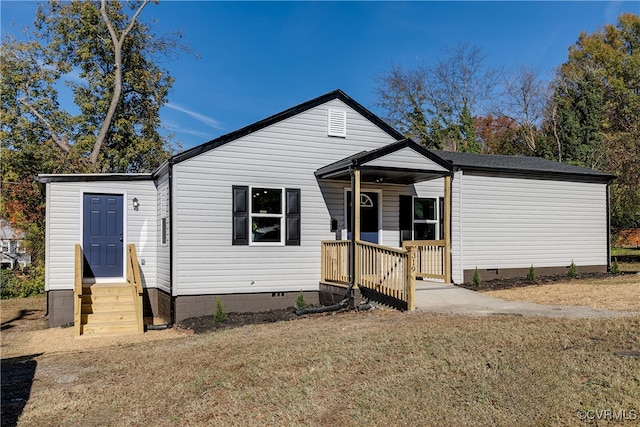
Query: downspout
349,163,357,295
168,158,175,326
34,176,49,319
297,162,360,315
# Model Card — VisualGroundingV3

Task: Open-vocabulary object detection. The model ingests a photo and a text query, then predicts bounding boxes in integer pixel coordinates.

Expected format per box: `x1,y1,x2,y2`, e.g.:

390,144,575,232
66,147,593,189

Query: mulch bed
178,308,303,334
178,272,637,334
456,272,620,292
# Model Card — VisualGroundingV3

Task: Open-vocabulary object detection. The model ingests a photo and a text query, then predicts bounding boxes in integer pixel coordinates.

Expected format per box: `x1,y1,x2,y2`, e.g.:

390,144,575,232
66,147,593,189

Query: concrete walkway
413,282,638,318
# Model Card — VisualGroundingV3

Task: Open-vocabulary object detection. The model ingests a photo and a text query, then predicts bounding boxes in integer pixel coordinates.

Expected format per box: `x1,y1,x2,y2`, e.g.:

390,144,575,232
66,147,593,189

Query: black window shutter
232,186,249,245
285,188,301,246
399,195,413,246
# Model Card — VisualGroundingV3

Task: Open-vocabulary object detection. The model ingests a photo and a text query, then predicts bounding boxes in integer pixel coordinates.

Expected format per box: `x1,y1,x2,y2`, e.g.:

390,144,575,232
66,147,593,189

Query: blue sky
2,1,639,151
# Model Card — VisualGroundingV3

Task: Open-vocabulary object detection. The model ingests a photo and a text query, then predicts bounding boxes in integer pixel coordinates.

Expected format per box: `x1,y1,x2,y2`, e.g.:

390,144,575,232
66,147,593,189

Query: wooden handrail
126,244,143,296
126,244,144,334
74,244,83,337
320,240,350,284
320,240,417,311
403,240,446,280
403,239,445,247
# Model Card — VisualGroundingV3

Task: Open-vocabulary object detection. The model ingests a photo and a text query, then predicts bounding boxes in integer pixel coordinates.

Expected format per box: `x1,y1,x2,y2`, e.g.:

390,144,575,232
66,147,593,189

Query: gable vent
327,109,347,137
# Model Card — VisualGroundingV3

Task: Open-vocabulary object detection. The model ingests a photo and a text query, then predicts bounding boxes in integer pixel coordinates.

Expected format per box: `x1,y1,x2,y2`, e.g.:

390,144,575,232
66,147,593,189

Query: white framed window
413,197,439,240
1,240,9,253
16,240,26,254
250,187,285,245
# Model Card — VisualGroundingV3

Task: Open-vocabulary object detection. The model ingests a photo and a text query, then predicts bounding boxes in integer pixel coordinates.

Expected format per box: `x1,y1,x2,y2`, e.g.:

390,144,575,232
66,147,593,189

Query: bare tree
496,65,549,152
376,43,502,151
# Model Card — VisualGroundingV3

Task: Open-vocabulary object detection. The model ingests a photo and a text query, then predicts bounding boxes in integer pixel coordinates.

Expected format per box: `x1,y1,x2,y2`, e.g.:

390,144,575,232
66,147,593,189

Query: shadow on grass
1,310,36,332
1,353,42,427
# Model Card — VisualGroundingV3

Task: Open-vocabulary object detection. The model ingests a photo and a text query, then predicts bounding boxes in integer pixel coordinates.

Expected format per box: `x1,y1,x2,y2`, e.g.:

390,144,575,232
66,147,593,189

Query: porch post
444,175,452,284
349,167,361,288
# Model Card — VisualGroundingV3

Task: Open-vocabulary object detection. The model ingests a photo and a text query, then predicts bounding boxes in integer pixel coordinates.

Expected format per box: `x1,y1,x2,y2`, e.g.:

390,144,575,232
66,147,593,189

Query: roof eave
36,173,153,184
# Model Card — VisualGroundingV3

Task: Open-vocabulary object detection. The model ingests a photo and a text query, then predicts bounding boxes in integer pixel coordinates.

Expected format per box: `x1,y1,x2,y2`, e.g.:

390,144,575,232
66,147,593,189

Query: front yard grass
3,275,639,426
484,274,640,312
1,313,638,425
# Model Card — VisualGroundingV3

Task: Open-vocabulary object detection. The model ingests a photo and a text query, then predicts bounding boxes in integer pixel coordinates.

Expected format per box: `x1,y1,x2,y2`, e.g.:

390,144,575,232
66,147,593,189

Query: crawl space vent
327,109,347,137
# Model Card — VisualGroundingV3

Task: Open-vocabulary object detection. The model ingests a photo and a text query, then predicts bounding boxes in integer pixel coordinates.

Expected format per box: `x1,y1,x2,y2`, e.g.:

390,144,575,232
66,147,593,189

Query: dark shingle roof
431,150,615,181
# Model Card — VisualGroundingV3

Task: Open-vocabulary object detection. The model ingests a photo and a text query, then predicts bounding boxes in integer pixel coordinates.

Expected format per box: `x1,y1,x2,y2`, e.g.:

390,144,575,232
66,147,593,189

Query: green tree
1,0,182,277
544,13,640,228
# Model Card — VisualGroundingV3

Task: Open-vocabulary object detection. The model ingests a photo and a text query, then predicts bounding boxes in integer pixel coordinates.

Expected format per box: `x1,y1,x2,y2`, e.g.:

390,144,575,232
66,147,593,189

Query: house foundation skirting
143,288,172,325
47,290,74,328
318,282,362,307
462,264,608,283
173,291,320,324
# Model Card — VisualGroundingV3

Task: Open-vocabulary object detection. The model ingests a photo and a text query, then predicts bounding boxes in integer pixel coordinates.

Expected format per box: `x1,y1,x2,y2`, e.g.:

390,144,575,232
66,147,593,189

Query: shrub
0,266,44,299
472,267,481,288
527,264,535,282
568,260,577,278
295,291,308,311
213,297,227,323
610,258,620,274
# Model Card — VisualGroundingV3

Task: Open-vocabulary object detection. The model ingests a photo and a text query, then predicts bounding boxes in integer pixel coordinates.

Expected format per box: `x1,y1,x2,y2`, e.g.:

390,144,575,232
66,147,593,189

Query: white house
1,219,32,270
37,90,614,331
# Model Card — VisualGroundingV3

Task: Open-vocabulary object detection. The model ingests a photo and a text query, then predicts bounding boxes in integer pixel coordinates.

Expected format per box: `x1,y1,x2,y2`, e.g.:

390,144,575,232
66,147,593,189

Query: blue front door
83,194,124,278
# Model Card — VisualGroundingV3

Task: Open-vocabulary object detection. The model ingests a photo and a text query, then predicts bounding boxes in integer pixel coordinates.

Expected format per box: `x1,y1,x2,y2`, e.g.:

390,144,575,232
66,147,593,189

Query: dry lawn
2,279,640,427
4,312,640,427
485,274,640,312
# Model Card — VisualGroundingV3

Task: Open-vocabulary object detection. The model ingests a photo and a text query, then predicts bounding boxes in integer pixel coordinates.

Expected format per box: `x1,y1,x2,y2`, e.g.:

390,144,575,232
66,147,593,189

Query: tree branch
18,97,71,153
91,0,150,165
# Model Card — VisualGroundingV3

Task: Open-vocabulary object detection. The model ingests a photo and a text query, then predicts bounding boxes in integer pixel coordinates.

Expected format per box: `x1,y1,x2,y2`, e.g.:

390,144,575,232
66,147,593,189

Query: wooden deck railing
320,240,417,310
320,240,351,285
126,244,144,334
403,240,449,282
74,244,83,337
357,240,416,310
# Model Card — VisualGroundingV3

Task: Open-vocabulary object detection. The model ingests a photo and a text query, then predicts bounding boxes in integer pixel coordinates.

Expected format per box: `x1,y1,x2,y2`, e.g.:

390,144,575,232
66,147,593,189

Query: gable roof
170,89,405,165
315,139,452,184
432,150,615,182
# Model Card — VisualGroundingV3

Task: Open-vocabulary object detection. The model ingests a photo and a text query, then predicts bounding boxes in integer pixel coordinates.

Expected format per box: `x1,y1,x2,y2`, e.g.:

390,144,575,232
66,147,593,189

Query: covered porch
315,139,453,310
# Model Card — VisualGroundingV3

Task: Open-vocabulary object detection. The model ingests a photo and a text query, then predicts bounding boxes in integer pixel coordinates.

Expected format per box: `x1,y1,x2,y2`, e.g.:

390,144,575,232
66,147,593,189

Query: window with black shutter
232,186,300,246
232,186,249,245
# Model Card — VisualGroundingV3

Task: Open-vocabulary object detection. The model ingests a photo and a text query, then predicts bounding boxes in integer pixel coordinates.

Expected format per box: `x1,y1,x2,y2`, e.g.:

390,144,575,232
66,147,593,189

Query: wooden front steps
79,283,141,337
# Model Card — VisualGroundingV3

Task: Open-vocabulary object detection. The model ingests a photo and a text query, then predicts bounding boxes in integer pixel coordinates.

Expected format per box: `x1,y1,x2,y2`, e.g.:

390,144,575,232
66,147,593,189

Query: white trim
456,170,464,283
342,188,383,243
45,183,51,291
80,190,127,282
248,186,286,246
412,196,439,240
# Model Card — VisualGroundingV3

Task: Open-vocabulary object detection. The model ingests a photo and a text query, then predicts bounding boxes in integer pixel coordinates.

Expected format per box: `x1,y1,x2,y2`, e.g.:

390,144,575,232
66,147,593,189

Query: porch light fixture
132,198,139,211
374,176,385,183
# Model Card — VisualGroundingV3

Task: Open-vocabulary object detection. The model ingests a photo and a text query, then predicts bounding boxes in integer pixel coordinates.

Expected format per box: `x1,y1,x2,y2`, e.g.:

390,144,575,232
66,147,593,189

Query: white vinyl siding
365,147,448,171
172,99,400,295
458,172,607,272
45,180,158,291
451,170,464,283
